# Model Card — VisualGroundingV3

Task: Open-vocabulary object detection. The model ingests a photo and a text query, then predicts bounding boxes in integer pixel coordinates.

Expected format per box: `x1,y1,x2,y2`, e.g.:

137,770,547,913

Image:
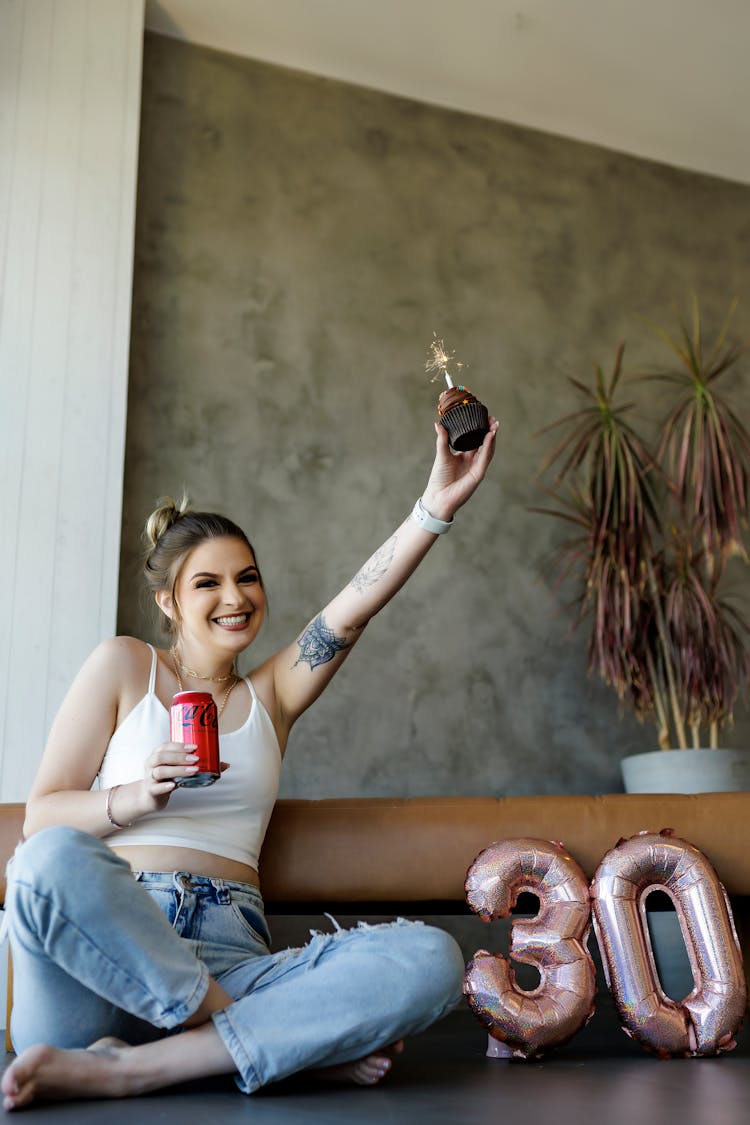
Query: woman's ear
155,590,174,621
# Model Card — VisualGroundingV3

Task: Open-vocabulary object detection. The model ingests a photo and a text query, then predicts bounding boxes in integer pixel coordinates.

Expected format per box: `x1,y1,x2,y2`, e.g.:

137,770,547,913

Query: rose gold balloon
464,838,596,1058
591,830,746,1058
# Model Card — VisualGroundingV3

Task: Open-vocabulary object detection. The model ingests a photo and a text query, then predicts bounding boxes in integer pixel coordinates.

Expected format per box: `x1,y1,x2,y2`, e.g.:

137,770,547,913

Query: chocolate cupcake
437,384,490,451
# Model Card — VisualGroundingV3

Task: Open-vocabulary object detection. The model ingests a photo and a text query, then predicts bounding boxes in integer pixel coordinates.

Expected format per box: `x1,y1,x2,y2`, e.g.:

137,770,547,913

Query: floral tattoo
350,534,397,593
294,613,352,670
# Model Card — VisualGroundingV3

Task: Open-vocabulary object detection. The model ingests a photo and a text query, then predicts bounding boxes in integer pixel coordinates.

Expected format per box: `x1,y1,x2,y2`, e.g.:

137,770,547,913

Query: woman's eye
195,580,217,589
240,573,259,584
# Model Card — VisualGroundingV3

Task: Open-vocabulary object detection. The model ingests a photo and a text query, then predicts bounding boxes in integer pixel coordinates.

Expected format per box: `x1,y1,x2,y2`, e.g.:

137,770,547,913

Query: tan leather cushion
261,794,750,901
0,805,24,904
1,795,747,905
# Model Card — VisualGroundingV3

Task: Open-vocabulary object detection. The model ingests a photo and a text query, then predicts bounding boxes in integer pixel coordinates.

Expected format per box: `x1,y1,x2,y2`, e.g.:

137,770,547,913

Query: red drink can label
170,691,220,787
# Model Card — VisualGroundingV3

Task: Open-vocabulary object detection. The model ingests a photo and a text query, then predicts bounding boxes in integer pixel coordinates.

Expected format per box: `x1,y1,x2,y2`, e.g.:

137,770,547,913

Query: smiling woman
1,418,498,1110
157,537,266,662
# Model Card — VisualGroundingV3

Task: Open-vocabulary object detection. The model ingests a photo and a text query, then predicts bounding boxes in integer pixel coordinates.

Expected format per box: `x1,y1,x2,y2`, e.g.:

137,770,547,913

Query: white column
0,0,144,800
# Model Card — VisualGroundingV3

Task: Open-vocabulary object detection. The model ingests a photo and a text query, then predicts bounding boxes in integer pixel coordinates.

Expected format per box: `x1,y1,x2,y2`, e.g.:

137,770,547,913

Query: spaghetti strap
244,675,257,699
146,643,158,694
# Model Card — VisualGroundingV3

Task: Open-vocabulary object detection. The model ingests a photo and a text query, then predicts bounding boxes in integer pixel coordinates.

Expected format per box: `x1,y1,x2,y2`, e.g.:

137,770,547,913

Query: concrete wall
119,33,750,798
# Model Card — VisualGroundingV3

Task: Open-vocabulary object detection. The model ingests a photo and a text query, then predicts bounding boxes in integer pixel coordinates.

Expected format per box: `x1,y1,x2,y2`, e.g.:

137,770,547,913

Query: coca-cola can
170,691,220,787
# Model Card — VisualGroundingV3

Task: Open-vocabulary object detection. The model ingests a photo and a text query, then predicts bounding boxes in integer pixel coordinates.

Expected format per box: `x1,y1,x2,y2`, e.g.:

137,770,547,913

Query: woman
2,418,498,1110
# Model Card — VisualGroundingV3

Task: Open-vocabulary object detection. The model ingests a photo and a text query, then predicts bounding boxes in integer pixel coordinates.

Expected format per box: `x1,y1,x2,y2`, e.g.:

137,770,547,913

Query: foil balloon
591,830,746,1058
464,838,596,1058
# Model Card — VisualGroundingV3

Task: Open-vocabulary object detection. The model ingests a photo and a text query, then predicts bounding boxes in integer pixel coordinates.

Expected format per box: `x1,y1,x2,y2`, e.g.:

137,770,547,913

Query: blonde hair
143,495,262,636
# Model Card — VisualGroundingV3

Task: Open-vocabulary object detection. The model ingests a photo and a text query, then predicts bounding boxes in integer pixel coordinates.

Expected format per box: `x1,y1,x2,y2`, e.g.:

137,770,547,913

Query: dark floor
2,999,749,1125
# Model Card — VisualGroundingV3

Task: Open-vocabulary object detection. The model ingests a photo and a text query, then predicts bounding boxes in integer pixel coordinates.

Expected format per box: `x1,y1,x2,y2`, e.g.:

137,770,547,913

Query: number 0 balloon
464,838,596,1058
591,830,746,1057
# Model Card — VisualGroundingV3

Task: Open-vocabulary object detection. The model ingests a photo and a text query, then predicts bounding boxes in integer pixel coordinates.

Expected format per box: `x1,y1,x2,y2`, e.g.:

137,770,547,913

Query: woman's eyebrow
190,566,259,580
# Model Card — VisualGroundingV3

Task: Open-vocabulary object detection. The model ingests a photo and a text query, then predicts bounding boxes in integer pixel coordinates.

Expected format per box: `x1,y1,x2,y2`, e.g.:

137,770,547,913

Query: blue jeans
5,827,464,1093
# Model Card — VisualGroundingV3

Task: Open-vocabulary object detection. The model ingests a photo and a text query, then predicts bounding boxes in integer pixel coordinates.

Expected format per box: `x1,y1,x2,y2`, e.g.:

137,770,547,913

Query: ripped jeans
5,828,465,1093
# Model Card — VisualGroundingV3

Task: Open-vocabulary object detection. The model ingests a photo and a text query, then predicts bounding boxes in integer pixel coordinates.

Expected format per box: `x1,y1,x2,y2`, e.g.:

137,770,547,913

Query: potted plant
535,298,750,792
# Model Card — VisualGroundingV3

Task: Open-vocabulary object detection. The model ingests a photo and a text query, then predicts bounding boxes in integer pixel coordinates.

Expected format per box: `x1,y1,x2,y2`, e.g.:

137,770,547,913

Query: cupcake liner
440,401,489,451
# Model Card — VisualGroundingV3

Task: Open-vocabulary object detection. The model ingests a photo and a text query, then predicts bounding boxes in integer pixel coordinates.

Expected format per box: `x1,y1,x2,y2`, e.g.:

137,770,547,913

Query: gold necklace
170,645,236,683
171,650,239,717
216,676,239,717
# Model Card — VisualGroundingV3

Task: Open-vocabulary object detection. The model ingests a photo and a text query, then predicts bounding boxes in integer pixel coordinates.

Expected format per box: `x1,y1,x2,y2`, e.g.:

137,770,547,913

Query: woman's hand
103,743,197,828
105,746,232,829
142,741,198,811
141,743,231,812
421,416,499,522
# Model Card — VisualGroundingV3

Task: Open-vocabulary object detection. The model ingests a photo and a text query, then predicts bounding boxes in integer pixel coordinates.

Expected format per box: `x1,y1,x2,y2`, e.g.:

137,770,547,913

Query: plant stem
690,722,700,749
710,719,718,749
645,648,671,749
645,557,688,749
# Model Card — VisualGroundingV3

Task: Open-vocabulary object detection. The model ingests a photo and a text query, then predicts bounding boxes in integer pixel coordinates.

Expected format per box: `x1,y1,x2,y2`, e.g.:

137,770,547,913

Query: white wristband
411,497,453,535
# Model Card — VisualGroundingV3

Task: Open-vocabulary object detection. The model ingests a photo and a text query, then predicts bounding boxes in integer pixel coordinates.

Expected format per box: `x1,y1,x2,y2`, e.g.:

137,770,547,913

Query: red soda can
170,691,220,787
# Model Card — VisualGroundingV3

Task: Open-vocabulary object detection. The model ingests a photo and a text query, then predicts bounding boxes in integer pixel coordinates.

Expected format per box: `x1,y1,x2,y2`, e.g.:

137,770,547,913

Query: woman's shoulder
83,635,156,684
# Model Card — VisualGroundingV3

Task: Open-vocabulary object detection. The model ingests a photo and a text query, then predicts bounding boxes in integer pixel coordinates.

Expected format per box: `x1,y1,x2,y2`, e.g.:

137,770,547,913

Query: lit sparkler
425,333,464,388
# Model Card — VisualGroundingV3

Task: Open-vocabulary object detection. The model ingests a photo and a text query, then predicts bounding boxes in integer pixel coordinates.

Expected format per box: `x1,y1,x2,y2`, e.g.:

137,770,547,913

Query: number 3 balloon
591,830,746,1058
464,838,597,1058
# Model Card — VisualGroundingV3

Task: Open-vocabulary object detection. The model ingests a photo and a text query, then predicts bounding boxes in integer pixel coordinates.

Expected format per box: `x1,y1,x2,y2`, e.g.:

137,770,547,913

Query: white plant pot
621,748,750,794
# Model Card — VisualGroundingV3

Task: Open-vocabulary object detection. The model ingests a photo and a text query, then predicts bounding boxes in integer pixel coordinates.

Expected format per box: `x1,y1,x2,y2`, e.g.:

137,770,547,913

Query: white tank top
96,644,281,869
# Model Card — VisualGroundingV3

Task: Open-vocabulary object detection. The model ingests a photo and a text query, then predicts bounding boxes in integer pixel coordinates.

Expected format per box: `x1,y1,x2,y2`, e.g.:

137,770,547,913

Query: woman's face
163,535,266,657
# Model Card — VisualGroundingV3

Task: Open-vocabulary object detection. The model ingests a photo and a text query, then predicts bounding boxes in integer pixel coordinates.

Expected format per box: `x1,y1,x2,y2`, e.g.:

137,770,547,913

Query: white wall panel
0,0,144,800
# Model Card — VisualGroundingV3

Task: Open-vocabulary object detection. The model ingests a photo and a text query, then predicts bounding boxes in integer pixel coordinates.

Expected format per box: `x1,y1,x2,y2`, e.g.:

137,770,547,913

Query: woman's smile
213,612,252,631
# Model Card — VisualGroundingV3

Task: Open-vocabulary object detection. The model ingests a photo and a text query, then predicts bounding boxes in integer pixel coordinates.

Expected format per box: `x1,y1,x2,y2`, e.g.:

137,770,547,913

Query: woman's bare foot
88,1036,129,1050
315,1039,404,1086
1,1040,137,1111
2,1021,235,1110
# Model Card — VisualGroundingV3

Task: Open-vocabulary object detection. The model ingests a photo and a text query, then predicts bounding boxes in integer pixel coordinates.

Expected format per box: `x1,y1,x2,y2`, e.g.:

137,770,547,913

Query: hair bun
144,493,191,550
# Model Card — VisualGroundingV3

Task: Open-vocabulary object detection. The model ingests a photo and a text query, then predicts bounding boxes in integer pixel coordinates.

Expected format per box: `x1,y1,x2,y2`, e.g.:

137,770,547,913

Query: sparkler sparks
425,333,464,388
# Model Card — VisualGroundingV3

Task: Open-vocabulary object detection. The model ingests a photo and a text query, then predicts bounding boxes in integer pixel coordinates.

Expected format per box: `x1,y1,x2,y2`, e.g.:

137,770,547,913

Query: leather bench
259,793,750,903
258,793,750,1009
2,793,749,1049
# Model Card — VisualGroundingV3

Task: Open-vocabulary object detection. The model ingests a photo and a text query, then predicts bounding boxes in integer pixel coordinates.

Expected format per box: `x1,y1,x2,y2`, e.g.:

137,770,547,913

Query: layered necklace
170,645,239,717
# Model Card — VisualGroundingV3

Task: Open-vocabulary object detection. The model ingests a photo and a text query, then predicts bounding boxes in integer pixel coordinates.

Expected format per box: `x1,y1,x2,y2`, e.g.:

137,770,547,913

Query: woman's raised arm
265,419,499,732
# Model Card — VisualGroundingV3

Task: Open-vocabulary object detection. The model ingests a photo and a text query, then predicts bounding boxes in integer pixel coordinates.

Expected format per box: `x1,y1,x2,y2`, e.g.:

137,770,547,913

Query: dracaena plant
536,298,750,750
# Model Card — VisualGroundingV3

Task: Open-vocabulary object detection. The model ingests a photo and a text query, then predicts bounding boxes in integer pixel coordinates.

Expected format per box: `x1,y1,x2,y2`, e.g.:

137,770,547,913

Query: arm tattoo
294,613,352,670
350,534,398,593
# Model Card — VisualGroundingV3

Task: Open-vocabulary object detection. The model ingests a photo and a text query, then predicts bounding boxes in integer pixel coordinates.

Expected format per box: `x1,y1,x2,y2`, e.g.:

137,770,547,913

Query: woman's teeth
215,614,248,626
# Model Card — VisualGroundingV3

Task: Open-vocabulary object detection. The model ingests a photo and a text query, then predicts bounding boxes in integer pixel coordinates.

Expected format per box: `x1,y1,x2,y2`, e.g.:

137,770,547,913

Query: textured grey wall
119,33,750,798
